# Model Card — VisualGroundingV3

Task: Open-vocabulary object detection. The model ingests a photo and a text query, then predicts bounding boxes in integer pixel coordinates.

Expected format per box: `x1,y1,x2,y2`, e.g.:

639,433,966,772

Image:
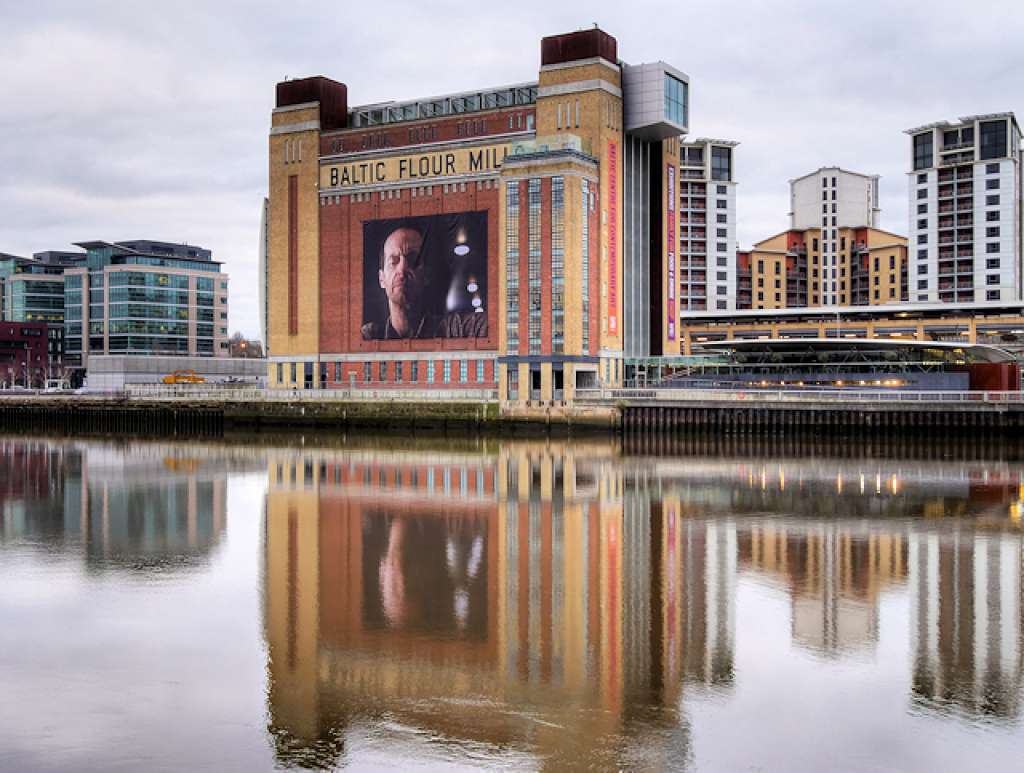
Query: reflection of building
263,444,735,769
910,530,1024,719
738,522,908,656
1,439,231,570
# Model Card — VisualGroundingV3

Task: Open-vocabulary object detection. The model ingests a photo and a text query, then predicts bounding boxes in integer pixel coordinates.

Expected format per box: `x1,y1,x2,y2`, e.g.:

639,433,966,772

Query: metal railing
574,387,1024,405
2,386,498,403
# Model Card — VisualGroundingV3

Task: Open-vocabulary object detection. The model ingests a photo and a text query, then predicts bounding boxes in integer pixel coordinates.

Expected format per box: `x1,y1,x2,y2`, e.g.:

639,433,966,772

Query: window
987,290,1000,301
459,360,467,383
290,363,297,383
395,362,403,383
717,228,727,238
717,184,727,195
889,255,896,269
987,258,1000,269
717,257,728,266
822,177,827,187
917,188,928,199
917,173,927,184
476,359,484,382
711,146,731,181
917,219,928,229
276,363,283,383
986,178,1000,190
716,200,727,209
527,179,541,354
913,132,934,170
987,274,1000,285
364,362,371,383
831,190,836,200
717,271,727,281
831,177,836,186
979,119,1007,160
717,242,727,252
334,362,341,382
987,195,1000,206
427,360,435,382
918,234,927,244
716,213,727,224
987,227,1001,238
410,360,419,382
664,74,688,126
379,361,387,381
917,204,928,214
551,176,565,353
987,243,1000,254
505,181,520,354
443,360,451,383
987,211,1000,222
918,279,928,289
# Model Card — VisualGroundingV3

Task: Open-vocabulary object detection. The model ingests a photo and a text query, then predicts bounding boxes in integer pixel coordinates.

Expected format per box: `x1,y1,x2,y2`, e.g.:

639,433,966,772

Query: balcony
956,248,973,258
680,169,705,179
956,217,973,228
938,186,954,198
957,184,973,195
956,168,973,180
938,217,954,229
938,204,954,213
942,140,975,152
956,231,973,243
938,171,955,183
938,235,954,245
938,248,954,259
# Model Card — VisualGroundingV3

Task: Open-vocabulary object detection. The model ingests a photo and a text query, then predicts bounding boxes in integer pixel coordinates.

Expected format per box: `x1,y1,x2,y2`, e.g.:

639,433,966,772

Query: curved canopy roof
700,338,1016,364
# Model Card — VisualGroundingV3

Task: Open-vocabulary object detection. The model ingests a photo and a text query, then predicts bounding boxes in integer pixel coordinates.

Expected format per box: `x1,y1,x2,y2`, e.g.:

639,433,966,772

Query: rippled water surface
2,432,1024,772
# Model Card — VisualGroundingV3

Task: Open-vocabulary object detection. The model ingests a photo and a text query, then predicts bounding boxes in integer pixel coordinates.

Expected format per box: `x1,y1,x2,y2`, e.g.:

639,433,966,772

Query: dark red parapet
540,28,617,67
275,76,348,131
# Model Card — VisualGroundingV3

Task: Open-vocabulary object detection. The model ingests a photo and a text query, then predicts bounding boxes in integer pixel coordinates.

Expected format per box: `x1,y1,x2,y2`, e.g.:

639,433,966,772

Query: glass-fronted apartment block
0,251,82,376
62,240,229,369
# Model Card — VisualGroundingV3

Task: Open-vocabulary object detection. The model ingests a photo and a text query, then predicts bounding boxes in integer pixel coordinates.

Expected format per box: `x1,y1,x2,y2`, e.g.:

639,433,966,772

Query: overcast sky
1,0,1021,339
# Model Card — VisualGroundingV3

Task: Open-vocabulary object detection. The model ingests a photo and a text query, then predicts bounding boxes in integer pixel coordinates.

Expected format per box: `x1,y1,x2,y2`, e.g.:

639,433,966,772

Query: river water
1,432,1023,772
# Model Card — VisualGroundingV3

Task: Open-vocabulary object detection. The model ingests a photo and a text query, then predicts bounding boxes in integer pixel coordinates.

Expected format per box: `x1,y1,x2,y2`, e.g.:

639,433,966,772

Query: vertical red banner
666,163,676,341
607,141,618,335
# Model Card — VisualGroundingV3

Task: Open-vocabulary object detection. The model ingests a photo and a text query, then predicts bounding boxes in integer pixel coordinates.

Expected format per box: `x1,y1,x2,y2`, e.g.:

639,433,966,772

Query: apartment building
738,226,908,310
906,113,1022,304
678,139,738,313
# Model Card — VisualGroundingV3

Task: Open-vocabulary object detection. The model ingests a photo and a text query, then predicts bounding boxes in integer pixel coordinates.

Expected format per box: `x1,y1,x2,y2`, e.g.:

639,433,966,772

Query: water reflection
263,438,1024,769
0,437,253,570
2,434,1023,771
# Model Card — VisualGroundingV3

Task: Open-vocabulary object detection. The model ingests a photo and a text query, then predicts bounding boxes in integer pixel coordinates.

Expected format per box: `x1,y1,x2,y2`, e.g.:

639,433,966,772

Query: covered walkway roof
699,338,1016,364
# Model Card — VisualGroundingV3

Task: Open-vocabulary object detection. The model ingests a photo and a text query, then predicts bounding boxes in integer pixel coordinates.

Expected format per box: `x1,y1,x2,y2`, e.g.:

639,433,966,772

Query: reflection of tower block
910,531,1024,719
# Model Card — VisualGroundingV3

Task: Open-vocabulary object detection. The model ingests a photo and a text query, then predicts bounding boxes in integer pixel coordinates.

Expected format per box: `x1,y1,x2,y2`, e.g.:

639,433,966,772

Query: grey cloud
1,0,1021,338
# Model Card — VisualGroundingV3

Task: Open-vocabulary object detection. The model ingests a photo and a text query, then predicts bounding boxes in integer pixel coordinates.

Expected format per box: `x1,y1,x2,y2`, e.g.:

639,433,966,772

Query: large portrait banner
361,211,488,341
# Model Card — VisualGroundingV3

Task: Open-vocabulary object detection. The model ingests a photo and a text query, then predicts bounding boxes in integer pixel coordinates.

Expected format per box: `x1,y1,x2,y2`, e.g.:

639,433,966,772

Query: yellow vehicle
162,370,206,385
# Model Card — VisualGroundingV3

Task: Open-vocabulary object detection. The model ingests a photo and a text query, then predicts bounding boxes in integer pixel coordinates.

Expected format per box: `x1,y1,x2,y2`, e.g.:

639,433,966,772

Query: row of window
277,359,492,385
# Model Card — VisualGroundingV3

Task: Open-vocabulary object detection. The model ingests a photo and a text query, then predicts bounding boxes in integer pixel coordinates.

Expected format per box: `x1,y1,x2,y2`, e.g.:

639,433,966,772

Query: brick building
265,27,693,408
0,321,51,388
